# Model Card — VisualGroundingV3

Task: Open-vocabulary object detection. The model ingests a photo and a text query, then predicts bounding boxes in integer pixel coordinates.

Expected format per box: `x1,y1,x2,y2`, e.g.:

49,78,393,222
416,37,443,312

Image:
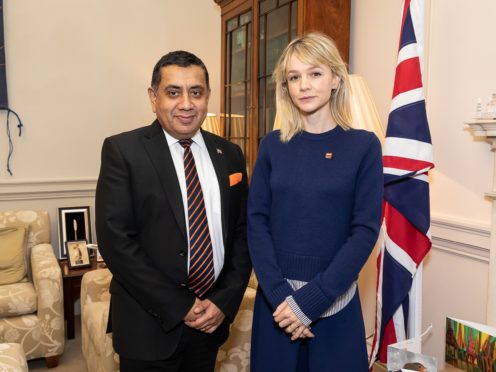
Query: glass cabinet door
221,0,297,176
223,11,252,163
258,0,297,144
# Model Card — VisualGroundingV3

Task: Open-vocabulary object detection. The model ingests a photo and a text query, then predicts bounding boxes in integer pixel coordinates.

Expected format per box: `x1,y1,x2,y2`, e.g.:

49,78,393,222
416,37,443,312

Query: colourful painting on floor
445,317,496,372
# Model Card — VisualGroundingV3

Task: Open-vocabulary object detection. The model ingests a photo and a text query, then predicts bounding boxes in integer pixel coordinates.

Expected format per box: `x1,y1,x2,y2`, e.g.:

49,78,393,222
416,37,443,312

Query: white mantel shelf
465,119,496,149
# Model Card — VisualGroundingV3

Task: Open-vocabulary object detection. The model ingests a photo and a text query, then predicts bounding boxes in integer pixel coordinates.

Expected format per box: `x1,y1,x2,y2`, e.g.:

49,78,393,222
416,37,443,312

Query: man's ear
148,87,157,113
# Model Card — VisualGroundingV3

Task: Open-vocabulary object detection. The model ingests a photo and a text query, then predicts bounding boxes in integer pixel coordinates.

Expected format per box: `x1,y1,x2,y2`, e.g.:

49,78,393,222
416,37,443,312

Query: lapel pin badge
325,152,333,160
216,148,223,154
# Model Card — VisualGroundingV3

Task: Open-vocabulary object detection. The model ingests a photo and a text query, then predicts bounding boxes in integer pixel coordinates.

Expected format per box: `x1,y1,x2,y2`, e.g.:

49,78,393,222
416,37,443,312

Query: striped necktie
179,139,215,298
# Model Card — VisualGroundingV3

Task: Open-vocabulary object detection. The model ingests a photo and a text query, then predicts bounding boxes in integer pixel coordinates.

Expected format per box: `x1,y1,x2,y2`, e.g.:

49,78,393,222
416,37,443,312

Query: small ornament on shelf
474,95,496,121
476,97,483,119
485,93,496,119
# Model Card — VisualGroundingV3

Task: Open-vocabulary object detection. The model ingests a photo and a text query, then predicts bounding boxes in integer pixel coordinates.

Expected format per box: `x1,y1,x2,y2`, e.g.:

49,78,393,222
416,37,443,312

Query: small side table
59,258,102,339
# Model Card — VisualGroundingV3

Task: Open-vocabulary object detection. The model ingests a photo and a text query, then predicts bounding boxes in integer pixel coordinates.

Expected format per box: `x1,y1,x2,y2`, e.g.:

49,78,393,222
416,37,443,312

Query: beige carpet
27,316,87,372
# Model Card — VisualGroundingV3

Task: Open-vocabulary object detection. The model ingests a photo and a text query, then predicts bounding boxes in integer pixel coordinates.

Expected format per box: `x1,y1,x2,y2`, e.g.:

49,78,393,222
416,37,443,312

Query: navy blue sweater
247,126,383,322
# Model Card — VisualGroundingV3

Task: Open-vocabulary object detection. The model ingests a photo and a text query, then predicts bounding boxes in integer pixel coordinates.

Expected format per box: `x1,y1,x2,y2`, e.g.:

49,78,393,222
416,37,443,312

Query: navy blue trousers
250,289,369,372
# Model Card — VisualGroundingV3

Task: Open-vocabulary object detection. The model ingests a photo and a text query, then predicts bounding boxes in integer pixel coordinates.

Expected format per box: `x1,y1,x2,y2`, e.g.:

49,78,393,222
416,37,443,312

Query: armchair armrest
31,243,64,356
81,268,117,368
81,269,112,305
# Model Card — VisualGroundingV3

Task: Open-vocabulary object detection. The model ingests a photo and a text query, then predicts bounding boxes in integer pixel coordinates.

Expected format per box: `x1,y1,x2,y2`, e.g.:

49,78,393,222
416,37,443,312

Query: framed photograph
96,248,104,262
66,240,91,269
87,243,104,262
58,206,92,258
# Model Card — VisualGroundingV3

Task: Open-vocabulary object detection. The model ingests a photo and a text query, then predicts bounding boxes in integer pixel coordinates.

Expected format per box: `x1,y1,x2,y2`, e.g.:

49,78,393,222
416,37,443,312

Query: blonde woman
247,33,383,371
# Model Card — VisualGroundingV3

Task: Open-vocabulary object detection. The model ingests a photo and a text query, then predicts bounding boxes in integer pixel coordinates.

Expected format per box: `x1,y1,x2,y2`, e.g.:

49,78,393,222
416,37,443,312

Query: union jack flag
369,0,434,367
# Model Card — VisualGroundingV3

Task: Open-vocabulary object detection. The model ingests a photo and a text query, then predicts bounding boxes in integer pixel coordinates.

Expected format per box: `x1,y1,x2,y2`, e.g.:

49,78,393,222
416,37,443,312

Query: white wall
351,0,496,225
351,0,496,367
0,0,221,181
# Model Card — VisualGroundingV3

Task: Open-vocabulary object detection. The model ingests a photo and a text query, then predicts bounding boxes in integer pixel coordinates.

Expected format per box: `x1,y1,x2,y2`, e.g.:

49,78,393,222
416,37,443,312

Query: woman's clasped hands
273,300,315,341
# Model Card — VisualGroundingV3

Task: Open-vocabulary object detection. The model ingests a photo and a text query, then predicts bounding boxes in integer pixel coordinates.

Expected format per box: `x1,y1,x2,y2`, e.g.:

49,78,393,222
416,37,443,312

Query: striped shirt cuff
286,295,312,327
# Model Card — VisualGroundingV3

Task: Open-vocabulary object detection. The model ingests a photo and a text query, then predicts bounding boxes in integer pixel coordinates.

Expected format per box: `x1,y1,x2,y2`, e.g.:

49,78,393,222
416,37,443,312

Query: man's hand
184,298,204,323
184,299,225,334
273,300,315,341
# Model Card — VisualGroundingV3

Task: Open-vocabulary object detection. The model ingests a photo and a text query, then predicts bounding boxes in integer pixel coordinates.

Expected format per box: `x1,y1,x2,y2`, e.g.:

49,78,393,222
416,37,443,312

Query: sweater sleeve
291,134,383,322
247,134,295,309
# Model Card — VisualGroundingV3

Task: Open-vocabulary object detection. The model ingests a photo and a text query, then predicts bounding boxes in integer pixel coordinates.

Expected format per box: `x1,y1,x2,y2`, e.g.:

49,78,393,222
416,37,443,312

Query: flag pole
408,0,428,344
408,263,423,339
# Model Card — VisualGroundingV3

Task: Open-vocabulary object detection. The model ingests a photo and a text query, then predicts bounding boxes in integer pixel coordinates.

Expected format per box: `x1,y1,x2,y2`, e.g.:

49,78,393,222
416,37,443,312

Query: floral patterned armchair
215,273,257,372
81,268,118,372
81,268,258,372
0,210,64,368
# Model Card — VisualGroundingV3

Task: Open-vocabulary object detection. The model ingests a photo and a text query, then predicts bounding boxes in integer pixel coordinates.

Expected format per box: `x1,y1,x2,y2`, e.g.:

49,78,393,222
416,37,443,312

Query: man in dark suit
95,50,251,372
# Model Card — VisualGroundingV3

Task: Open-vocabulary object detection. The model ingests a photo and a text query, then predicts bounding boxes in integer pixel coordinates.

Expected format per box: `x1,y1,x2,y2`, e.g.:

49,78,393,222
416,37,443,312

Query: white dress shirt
163,129,224,279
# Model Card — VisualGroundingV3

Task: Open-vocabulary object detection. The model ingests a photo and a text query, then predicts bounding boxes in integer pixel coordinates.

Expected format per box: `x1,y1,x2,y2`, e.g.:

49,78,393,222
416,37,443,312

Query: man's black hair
151,50,210,92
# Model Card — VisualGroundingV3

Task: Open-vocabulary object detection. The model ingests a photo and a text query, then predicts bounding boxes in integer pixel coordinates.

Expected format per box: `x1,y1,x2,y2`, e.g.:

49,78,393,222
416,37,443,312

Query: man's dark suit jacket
95,120,251,360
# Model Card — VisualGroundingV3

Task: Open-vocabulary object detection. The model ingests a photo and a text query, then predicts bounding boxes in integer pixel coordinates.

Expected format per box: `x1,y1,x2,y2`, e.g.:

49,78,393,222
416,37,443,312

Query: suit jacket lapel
142,121,187,241
202,130,229,244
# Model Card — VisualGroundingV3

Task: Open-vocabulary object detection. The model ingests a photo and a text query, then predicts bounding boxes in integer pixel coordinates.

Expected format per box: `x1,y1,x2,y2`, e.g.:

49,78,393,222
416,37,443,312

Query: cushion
0,281,37,317
0,226,29,285
0,211,51,279
0,210,50,248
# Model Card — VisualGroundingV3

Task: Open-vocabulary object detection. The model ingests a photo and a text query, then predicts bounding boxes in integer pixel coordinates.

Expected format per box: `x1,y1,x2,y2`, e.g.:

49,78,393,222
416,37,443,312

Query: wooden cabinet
214,0,350,175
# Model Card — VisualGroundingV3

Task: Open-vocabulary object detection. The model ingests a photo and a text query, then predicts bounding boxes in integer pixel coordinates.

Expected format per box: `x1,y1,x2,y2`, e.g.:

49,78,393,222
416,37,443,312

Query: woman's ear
331,74,341,90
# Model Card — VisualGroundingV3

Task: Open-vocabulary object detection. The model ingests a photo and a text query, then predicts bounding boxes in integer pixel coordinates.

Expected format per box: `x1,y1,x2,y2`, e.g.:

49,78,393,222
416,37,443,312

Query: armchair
0,343,28,371
81,269,258,372
215,273,257,372
81,268,118,372
0,210,64,367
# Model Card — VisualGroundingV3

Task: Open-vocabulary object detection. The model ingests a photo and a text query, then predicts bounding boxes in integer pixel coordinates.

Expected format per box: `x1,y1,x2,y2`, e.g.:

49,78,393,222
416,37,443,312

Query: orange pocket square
229,172,243,187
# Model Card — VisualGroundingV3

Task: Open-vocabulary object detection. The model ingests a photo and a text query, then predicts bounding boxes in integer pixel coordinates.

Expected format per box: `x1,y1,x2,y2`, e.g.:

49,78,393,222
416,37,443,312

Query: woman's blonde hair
272,32,352,142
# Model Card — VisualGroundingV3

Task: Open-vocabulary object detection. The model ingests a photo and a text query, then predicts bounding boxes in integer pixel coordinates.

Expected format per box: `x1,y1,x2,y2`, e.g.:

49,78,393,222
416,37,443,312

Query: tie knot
179,139,193,149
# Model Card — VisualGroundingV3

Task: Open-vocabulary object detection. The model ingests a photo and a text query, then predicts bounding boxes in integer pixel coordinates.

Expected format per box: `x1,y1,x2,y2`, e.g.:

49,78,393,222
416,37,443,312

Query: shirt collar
162,128,206,151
